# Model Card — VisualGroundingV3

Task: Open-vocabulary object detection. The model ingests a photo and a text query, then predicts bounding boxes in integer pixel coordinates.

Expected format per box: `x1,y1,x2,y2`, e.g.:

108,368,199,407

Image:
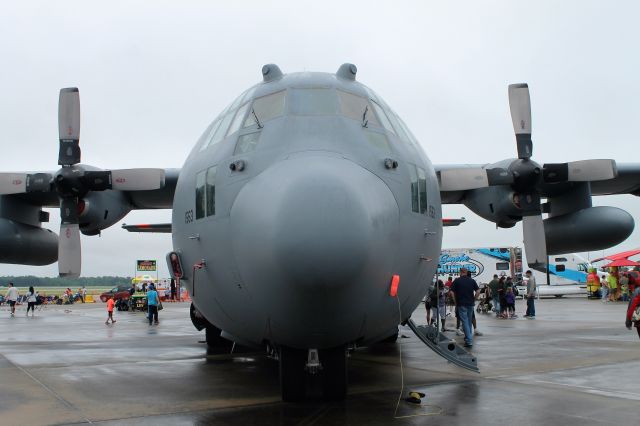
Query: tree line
0,276,132,287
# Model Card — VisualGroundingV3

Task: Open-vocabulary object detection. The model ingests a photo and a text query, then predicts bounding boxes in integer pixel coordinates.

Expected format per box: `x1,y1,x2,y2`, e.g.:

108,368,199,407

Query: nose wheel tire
279,347,307,402
321,346,348,400
205,325,233,351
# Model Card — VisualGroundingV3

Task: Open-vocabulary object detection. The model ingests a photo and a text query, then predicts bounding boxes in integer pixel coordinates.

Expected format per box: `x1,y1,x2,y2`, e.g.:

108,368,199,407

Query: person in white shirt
5,282,19,316
26,286,37,316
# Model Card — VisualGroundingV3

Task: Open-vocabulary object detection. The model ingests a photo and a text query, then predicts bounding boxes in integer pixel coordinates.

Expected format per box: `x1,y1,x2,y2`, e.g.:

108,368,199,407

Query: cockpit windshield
244,90,286,128
290,88,338,115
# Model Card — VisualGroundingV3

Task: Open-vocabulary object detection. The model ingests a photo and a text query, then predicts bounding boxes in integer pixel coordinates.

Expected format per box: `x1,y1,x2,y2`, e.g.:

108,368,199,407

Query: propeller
0,88,166,278
506,83,617,269
439,83,618,269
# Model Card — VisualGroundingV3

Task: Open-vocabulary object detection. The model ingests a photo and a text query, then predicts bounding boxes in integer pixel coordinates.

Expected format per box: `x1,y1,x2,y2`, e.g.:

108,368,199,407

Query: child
505,287,517,318
105,296,116,325
431,281,447,331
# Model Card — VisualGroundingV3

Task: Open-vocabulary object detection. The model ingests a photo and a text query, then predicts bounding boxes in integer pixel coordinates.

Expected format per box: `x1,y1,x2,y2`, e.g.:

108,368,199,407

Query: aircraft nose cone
231,155,399,292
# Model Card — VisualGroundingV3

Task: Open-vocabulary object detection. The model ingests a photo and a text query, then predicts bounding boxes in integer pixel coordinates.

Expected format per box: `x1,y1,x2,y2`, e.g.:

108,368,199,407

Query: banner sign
136,260,157,272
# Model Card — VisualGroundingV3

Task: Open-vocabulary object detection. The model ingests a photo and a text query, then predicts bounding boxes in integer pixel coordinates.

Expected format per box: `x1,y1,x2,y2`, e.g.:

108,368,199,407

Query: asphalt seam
1,354,94,425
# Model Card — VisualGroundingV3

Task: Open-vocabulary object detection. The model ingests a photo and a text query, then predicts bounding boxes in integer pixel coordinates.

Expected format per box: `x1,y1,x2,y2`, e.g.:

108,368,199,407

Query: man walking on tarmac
451,267,480,348
524,270,537,318
5,282,18,317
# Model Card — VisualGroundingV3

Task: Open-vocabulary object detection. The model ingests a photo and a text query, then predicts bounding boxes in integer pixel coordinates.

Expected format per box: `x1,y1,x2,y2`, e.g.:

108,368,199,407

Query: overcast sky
1,1,639,277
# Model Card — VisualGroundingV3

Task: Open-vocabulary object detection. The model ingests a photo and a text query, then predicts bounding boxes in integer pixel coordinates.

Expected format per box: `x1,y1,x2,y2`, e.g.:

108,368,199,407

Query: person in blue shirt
451,267,480,348
147,284,160,325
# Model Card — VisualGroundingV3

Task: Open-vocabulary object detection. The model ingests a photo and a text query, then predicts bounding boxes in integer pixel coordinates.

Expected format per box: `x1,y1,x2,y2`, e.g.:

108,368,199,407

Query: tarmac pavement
0,297,638,425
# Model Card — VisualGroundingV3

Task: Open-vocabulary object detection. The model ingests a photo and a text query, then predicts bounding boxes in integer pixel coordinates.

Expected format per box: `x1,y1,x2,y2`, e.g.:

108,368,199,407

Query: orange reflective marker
389,274,400,297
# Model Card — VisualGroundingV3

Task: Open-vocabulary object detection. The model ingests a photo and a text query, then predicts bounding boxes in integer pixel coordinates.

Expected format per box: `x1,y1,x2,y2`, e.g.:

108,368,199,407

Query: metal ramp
406,319,479,373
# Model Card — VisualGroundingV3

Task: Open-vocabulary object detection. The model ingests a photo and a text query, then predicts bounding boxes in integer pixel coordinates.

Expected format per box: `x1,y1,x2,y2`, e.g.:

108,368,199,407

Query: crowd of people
427,266,640,346
587,268,638,303
2,282,163,326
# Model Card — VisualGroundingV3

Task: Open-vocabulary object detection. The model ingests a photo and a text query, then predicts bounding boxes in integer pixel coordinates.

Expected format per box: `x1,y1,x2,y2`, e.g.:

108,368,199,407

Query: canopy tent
592,248,640,263
131,274,157,284
603,258,640,268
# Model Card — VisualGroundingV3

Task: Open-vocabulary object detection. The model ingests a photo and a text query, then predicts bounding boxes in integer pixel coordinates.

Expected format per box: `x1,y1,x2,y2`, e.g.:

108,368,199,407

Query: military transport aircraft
1,63,639,401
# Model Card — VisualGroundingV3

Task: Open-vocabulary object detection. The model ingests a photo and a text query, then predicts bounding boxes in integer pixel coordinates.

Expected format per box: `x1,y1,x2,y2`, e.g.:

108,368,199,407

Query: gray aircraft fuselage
172,66,442,350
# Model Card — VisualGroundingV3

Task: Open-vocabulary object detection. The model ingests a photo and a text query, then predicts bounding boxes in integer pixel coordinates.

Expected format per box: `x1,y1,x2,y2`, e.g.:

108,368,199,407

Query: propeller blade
0,173,27,194
0,172,53,195
567,159,617,181
110,168,165,191
522,215,547,269
543,159,617,183
438,168,489,191
60,197,79,225
58,88,81,166
508,83,533,159
58,223,81,278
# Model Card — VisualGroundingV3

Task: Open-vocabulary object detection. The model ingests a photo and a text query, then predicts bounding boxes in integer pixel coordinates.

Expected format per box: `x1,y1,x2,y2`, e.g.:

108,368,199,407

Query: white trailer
438,248,592,297
437,247,523,285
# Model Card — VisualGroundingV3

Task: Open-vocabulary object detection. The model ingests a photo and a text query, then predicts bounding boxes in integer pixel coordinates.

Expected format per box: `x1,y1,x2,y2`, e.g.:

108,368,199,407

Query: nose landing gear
279,346,348,401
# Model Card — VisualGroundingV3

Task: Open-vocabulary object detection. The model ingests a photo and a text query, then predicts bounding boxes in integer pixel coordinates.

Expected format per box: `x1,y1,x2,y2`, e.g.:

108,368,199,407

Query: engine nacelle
463,186,520,228
545,206,634,254
79,191,132,236
0,219,58,265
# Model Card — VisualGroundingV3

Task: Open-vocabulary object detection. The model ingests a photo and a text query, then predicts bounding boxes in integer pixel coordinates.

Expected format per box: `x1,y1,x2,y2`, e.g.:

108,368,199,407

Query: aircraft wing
590,163,640,196
435,162,640,203
8,167,180,210
433,83,640,269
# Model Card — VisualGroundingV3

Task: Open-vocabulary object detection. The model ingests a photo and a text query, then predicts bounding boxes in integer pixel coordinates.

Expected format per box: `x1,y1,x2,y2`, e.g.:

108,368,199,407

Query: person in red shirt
105,297,116,325
625,289,640,339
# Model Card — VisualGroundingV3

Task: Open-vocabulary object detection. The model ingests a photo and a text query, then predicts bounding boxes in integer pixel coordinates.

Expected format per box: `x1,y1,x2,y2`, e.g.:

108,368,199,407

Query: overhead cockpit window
226,102,250,137
290,88,338,115
198,120,221,152
244,90,286,128
370,101,396,134
210,113,234,147
337,90,381,127
235,131,261,155
364,129,391,153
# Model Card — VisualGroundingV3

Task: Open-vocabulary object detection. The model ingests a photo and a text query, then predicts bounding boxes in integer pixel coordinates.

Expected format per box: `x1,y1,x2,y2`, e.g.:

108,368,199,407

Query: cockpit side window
205,166,217,216
195,170,206,219
290,88,338,115
195,165,217,219
409,166,419,213
418,167,428,214
409,165,428,214
244,90,286,128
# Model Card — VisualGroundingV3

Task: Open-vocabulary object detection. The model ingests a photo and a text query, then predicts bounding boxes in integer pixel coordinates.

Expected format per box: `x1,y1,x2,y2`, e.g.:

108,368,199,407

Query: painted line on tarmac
4,355,94,424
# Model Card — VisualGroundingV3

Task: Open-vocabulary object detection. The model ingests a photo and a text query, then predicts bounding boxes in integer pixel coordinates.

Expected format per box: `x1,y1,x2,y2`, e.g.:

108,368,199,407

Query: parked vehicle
100,285,133,303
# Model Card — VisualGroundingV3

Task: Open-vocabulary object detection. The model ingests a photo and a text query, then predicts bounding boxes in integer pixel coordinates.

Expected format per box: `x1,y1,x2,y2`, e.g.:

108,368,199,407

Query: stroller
476,285,493,314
